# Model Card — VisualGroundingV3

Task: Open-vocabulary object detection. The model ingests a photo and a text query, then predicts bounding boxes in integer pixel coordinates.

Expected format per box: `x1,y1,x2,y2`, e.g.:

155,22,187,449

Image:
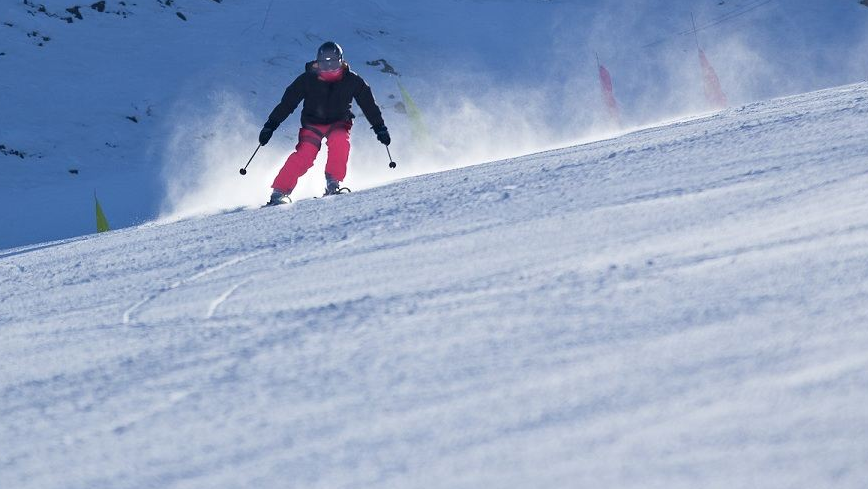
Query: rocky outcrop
367,59,399,76
0,145,27,159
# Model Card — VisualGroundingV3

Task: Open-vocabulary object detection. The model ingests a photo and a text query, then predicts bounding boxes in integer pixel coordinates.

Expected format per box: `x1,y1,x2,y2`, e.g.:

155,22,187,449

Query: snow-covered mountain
3,77,868,487
2,0,867,249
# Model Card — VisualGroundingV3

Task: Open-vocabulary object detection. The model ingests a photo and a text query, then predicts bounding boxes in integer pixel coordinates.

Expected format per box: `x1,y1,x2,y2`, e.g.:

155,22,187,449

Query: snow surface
2,0,868,249
2,82,868,488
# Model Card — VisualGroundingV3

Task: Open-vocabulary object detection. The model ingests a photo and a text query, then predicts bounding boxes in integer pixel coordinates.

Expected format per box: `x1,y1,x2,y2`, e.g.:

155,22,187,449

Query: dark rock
862,0,868,7
66,6,83,20
91,1,106,12
366,58,399,76
0,145,27,158
176,12,187,21
22,0,74,22
69,169,79,174
126,116,139,123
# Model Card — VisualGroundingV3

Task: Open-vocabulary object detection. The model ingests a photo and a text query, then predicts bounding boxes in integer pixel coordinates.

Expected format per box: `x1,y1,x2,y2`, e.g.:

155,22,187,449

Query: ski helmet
316,42,344,72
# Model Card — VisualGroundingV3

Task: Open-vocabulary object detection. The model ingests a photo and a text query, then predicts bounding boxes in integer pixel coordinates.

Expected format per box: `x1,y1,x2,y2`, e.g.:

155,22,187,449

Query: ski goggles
317,57,342,72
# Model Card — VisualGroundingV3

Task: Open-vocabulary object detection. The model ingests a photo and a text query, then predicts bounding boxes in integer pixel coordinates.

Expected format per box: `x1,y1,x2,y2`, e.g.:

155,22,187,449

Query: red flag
598,63,621,126
698,48,727,109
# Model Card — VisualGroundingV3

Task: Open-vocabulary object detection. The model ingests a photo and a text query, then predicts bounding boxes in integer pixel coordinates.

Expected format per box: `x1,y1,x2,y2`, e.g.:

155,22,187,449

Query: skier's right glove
259,127,274,146
373,125,391,146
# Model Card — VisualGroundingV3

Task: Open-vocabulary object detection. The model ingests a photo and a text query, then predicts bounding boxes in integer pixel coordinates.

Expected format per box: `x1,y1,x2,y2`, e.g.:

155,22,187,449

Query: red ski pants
272,121,352,193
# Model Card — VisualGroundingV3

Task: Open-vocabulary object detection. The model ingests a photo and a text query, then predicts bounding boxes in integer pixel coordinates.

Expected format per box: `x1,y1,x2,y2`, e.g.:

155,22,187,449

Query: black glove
374,125,391,146
259,127,274,146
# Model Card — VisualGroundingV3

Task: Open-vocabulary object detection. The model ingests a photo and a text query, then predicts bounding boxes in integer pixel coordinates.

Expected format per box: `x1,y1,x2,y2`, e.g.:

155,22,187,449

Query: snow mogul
257,41,391,205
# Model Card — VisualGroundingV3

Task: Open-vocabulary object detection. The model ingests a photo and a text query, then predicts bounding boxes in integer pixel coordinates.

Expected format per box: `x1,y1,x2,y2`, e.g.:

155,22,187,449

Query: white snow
2,81,868,487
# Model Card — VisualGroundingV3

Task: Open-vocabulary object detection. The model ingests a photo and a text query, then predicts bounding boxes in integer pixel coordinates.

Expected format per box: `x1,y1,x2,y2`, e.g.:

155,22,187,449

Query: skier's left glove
259,127,274,146
373,125,391,146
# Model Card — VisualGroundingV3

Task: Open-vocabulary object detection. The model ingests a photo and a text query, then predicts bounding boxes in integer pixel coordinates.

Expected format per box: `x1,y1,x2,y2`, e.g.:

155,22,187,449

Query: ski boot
265,189,292,206
323,174,351,196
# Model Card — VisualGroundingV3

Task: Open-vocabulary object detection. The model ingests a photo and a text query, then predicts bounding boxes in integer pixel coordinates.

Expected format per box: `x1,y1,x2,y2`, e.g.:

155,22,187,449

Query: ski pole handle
239,144,261,175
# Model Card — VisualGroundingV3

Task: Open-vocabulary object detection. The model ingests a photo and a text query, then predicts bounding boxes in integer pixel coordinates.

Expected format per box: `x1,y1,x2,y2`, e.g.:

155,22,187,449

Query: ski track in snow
206,279,252,320
121,250,269,325
2,84,868,488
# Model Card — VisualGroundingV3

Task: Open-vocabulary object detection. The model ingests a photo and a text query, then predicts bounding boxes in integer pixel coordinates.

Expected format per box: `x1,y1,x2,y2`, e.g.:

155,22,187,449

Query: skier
258,41,391,205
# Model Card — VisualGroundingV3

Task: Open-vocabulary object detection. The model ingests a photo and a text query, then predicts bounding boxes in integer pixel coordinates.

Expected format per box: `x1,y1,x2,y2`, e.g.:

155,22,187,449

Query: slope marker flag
596,53,622,127
691,13,728,110
698,48,728,109
95,191,111,233
395,78,431,147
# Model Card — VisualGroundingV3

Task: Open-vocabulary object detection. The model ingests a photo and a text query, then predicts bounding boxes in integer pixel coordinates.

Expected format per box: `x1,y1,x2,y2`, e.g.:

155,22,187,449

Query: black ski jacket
264,62,385,132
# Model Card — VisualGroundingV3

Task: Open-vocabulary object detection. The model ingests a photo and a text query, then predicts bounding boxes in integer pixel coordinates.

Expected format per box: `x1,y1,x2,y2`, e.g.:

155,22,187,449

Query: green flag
95,192,110,233
396,78,431,147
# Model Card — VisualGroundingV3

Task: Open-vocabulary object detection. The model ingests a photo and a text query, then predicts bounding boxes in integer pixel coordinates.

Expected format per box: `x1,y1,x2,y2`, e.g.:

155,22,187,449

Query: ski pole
239,144,261,175
386,145,397,169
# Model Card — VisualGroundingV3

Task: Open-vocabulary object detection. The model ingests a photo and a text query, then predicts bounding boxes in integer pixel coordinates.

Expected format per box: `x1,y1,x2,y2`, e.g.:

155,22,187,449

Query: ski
315,187,351,199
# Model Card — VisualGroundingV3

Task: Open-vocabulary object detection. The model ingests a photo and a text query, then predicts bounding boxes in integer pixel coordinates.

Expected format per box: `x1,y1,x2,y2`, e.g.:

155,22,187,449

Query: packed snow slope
3,82,868,488
2,0,868,249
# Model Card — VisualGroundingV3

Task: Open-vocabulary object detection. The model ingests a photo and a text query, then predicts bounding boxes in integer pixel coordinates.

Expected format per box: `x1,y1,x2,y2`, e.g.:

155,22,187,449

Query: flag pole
691,12,701,50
